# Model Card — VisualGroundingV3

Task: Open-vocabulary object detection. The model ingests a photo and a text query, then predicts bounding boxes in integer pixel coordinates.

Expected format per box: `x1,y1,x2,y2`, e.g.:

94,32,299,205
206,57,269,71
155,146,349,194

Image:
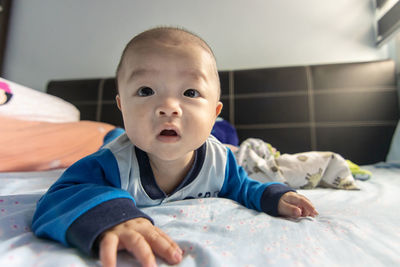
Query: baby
32,27,318,267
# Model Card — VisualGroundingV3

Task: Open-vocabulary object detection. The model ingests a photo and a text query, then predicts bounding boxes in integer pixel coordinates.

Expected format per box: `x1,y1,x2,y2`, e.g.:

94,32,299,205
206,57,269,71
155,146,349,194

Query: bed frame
47,60,399,165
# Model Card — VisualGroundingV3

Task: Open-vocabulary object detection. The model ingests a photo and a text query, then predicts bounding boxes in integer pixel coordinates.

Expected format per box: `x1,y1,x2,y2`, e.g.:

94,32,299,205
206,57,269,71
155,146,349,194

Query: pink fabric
0,81,12,94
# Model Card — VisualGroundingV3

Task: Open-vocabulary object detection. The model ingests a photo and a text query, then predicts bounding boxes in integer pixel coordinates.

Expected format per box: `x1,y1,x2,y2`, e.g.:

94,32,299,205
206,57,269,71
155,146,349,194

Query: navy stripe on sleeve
260,184,295,216
66,198,153,256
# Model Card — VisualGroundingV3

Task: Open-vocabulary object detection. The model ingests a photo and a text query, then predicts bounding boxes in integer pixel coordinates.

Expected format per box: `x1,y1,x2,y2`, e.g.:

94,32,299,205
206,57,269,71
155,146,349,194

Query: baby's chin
147,148,195,162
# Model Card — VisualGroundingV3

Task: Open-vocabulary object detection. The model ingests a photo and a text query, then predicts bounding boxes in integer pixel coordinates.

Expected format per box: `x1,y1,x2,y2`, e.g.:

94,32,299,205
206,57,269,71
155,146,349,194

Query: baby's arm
278,191,318,218
99,218,182,267
219,149,318,218
32,149,182,267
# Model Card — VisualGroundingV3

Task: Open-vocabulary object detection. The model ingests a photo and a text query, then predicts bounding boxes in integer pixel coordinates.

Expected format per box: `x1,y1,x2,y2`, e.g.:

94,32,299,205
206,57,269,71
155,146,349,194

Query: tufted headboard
47,60,399,165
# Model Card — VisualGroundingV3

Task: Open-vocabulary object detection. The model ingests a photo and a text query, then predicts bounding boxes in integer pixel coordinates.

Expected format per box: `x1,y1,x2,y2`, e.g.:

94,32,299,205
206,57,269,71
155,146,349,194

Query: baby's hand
99,217,183,267
278,192,318,219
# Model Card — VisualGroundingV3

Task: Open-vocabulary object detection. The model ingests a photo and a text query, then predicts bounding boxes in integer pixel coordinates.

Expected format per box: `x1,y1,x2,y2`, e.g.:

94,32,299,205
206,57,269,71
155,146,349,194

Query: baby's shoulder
206,135,229,157
102,132,134,154
207,134,225,147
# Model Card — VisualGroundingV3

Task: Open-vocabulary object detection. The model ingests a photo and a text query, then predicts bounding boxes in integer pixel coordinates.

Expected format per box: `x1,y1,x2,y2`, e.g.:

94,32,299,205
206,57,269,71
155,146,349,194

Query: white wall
2,0,389,91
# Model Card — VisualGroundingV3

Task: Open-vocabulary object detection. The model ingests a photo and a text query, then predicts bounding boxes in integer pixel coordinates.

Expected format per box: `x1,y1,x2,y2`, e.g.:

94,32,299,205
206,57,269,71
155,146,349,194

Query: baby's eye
183,89,200,98
137,87,154,97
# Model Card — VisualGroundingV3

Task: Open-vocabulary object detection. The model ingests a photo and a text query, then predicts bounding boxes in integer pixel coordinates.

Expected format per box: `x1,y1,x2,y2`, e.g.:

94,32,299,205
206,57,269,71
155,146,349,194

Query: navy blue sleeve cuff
66,198,153,257
260,183,296,216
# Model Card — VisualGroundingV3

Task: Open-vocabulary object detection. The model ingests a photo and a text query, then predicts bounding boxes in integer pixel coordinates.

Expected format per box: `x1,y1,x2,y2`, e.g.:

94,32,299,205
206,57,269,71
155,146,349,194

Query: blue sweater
32,134,293,256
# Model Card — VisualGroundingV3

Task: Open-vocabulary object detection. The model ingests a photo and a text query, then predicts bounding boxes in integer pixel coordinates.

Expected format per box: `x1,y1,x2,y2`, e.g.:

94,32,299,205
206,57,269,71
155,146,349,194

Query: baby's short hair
115,26,220,97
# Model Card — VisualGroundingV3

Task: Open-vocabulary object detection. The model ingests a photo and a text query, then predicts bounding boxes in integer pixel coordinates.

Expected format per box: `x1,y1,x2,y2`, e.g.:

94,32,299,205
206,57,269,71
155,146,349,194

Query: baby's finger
155,228,181,252
299,197,318,217
302,203,318,217
285,193,318,217
279,201,302,218
120,231,157,267
99,233,119,267
144,227,182,265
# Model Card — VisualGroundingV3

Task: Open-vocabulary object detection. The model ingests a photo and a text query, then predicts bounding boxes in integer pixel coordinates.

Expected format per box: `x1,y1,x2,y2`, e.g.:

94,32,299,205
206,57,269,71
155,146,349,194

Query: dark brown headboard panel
47,60,399,165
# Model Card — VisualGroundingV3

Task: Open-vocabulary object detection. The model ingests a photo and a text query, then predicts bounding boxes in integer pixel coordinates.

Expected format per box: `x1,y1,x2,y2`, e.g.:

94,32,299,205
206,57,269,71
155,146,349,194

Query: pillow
386,120,400,163
0,115,115,172
0,77,80,122
211,117,239,146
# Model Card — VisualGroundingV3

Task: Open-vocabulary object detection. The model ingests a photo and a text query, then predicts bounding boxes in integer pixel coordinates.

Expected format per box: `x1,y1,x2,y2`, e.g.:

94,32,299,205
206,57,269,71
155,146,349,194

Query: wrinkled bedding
235,138,360,190
0,165,399,267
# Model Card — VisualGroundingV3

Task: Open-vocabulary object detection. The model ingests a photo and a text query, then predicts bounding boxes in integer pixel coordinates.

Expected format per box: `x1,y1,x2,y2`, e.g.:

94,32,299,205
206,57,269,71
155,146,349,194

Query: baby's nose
156,99,182,117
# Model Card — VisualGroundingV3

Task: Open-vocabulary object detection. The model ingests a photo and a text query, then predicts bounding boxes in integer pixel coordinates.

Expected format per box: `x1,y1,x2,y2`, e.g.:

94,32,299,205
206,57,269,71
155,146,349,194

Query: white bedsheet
0,165,399,267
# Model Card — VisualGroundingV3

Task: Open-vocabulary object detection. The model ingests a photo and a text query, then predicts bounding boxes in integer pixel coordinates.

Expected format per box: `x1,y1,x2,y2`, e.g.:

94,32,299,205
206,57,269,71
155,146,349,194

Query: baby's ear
215,101,223,117
116,95,122,110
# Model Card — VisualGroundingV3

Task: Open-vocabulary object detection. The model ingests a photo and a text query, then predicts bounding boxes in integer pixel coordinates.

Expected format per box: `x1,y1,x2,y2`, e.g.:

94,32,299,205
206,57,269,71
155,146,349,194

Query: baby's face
117,41,222,162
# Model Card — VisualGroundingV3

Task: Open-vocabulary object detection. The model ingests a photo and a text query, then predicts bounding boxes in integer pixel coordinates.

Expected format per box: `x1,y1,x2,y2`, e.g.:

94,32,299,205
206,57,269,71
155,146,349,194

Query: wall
2,0,389,91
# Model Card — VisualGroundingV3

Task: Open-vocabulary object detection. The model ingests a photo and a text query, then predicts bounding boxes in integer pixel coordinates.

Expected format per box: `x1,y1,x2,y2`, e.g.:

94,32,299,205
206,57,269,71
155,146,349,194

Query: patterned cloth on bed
235,138,360,190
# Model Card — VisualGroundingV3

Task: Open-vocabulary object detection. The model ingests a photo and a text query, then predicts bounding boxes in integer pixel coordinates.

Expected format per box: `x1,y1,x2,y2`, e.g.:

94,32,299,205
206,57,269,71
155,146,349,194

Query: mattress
0,165,399,266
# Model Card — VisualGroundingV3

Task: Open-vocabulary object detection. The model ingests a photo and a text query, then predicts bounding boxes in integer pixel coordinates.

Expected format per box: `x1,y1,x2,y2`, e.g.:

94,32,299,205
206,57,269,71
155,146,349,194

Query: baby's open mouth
160,129,178,136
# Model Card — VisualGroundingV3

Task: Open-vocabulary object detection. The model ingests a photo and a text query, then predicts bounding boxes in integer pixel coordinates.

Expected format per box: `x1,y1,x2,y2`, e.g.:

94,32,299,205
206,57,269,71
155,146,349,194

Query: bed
0,164,399,266
1,59,400,266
